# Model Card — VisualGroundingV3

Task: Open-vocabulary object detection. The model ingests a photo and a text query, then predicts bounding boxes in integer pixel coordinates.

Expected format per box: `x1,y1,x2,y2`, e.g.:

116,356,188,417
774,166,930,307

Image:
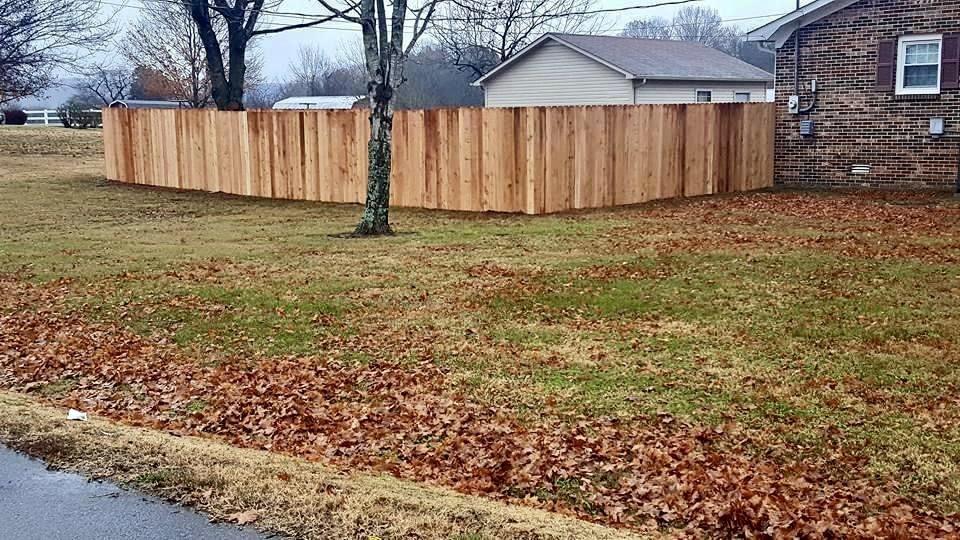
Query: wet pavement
0,445,265,540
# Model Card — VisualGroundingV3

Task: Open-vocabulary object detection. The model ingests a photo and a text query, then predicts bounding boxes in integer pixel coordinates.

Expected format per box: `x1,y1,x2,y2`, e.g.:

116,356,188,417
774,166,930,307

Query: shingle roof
510,33,773,81
549,33,773,82
272,96,360,110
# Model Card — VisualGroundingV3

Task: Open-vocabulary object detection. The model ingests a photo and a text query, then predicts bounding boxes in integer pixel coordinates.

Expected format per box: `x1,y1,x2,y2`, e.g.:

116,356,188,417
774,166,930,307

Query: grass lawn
2,125,960,537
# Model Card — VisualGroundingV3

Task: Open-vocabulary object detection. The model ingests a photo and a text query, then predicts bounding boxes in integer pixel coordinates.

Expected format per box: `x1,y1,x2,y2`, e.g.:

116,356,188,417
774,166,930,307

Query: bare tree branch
250,7,352,36
124,1,226,108
284,44,331,95
314,0,362,24
432,0,604,80
0,0,116,104
184,0,352,109
72,62,133,105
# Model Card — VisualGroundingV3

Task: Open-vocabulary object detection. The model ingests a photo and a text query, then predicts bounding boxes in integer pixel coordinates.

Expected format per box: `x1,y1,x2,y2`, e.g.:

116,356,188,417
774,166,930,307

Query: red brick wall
774,0,960,188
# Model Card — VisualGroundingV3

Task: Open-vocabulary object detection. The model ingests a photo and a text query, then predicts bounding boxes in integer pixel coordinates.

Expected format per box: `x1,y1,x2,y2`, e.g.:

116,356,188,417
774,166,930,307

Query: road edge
0,391,652,540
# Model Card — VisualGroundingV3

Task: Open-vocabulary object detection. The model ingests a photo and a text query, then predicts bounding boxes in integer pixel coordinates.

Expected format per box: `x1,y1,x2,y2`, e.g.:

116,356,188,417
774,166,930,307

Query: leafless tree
267,46,365,106
186,0,342,110
620,16,672,40
287,45,332,96
73,63,134,105
312,0,439,235
320,64,366,96
620,6,744,58
124,2,225,108
0,0,114,104
433,0,603,80
395,44,482,109
672,6,741,56
274,41,479,108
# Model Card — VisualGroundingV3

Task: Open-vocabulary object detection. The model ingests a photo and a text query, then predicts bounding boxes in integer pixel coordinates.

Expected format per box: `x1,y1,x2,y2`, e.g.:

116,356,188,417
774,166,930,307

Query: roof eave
474,34,637,86
638,75,774,83
745,0,860,48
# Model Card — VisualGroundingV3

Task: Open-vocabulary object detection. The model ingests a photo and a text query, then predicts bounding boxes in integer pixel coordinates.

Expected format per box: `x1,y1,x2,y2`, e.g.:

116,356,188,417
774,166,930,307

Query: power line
98,0,786,34
244,9,789,35
108,0,708,24
96,0,357,31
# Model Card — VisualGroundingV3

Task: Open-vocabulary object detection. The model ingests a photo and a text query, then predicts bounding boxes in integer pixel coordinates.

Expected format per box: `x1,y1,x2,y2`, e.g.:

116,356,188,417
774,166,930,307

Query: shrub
2,109,28,125
56,105,72,127
56,101,101,129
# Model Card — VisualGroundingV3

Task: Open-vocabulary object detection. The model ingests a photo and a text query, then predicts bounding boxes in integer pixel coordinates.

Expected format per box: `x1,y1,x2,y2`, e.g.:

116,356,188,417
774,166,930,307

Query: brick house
746,0,960,189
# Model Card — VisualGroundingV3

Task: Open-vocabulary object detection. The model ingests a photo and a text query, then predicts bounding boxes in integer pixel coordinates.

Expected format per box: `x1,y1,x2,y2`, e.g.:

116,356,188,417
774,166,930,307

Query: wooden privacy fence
102,104,774,214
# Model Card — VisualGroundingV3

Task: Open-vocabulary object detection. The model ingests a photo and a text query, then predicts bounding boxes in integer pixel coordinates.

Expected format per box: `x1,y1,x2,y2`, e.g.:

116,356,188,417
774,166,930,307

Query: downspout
793,17,817,114
794,0,800,95
633,78,647,104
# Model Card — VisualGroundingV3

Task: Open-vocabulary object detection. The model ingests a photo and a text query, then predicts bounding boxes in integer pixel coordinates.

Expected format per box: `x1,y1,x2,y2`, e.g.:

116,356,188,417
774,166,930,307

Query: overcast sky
92,0,806,81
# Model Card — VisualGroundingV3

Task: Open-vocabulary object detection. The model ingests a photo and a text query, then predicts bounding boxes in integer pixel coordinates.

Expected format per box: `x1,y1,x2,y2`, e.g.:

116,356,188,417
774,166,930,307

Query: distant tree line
248,42,483,110
619,6,773,72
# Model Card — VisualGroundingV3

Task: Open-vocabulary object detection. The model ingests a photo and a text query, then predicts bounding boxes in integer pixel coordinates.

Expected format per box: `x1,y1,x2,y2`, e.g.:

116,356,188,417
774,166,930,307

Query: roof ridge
549,32,711,46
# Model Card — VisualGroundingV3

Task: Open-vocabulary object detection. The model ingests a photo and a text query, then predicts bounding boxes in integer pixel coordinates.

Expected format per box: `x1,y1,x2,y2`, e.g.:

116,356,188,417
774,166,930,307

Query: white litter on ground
66,409,88,421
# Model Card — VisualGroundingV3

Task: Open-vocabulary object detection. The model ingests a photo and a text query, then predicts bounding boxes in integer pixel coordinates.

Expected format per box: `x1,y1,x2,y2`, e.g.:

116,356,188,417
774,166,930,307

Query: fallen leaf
227,510,259,525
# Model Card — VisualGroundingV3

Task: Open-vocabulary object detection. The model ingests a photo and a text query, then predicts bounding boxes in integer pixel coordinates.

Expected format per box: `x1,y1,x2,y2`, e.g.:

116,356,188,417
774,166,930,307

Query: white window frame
695,89,713,103
734,92,751,103
896,34,942,95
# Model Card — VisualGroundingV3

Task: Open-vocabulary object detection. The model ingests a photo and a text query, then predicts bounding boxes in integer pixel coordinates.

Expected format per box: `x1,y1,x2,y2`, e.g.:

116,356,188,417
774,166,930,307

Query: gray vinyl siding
482,41,633,107
633,80,769,104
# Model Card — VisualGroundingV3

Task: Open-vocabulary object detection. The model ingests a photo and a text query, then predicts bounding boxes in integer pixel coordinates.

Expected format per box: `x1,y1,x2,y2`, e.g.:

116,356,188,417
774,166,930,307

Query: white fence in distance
21,109,100,126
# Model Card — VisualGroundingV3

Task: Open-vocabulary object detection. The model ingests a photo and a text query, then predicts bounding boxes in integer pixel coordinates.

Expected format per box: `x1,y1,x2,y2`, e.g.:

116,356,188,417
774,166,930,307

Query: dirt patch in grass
0,392,642,540
2,278,957,538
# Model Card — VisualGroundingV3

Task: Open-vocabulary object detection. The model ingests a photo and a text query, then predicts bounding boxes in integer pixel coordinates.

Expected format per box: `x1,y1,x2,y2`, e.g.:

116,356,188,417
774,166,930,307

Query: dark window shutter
942,35,960,90
875,40,896,90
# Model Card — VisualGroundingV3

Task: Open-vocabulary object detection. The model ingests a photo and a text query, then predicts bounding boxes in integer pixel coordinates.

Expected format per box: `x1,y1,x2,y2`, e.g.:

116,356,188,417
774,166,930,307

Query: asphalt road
0,445,266,540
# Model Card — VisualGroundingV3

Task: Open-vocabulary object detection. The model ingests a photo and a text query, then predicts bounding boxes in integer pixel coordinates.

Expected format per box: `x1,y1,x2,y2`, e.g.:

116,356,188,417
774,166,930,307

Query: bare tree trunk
190,1,231,108
318,0,433,235
355,94,393,235
223,22,246,110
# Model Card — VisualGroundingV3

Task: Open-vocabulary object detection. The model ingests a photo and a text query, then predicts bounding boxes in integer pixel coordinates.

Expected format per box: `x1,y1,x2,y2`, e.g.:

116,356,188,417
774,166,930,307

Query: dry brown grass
0,391,648,540
0,125,103,156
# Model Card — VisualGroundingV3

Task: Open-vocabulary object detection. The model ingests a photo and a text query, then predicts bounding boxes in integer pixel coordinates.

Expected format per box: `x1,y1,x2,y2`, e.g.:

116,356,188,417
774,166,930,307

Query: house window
695,90,712,103
897,35,942,95
734,92,751,103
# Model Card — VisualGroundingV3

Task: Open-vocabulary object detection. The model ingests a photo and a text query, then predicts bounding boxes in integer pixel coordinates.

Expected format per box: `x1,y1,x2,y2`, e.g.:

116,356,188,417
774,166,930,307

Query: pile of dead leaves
1,278,957,538
645,190,960,232
604,191,960,264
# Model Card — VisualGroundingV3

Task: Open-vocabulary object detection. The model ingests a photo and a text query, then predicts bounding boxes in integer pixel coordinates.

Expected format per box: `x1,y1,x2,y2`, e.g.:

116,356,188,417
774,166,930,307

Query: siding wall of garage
633,80,769,104
482,41,634,107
